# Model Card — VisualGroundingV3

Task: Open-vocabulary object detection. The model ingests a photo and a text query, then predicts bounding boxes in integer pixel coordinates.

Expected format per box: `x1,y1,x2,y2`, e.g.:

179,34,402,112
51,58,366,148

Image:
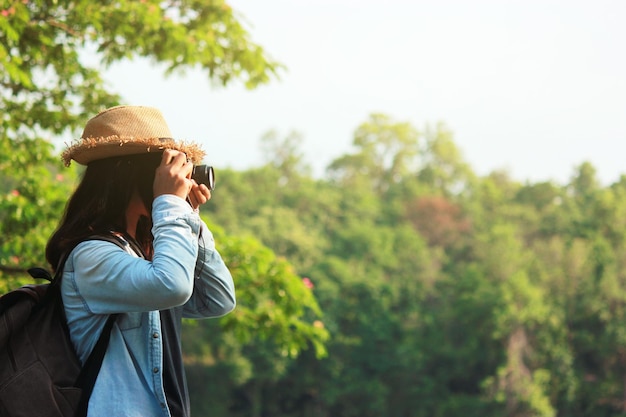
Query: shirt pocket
117,312,143,330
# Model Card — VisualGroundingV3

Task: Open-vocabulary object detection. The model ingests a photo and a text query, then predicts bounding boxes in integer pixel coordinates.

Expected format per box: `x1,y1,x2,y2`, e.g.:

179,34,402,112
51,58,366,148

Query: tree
0,0,280,275
405,195,471,248
418,122,475,195
260,129,311,181
327,113,420,193
183,225,329,417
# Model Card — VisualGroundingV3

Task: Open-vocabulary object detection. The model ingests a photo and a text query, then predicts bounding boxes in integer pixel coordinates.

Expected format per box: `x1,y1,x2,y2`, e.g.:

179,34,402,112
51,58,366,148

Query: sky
102,0,626,185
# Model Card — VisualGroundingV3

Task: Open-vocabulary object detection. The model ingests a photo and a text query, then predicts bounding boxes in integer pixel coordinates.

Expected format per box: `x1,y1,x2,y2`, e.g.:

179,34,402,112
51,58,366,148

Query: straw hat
62,105,205,166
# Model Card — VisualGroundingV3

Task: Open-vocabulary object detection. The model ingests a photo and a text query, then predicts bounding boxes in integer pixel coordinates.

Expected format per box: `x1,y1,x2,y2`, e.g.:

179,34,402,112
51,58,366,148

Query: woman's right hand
153,149,194,200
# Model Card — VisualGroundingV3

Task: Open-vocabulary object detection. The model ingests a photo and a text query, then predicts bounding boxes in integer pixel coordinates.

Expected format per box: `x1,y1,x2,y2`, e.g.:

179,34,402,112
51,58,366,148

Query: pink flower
302,277,314,289
10,189,19,196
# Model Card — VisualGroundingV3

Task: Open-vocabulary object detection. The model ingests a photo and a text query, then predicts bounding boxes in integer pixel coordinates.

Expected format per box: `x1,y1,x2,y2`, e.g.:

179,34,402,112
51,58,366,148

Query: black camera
191,165,215,190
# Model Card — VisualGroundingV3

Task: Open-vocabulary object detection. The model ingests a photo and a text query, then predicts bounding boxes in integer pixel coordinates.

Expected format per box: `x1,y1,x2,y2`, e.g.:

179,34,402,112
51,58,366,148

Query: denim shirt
61,195,236,417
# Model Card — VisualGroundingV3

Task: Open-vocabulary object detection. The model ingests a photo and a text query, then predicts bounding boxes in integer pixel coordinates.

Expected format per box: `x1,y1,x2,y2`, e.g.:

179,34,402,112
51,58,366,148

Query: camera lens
191,165,215,190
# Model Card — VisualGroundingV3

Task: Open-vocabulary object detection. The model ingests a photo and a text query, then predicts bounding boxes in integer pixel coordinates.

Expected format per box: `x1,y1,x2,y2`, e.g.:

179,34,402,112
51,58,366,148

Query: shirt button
153,367,159,374
153,332,159,338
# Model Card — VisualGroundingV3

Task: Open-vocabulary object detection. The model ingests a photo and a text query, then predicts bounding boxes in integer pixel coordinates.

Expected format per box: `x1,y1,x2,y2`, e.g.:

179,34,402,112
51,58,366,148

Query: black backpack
0,236,124,417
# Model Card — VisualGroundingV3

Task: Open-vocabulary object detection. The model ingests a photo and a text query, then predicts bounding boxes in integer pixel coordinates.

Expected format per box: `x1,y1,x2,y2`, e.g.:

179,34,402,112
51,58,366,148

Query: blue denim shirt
61,195,236,417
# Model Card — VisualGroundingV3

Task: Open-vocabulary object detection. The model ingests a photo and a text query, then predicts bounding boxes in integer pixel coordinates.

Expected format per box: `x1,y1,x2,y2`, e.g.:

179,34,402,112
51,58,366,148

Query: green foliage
327,113,420,193
198,112,626,416
0,138,77,280
182,225,328,417
212,228,329,359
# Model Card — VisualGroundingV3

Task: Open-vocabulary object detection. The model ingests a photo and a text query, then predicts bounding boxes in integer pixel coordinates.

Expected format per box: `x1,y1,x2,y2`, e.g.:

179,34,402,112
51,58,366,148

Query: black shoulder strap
91,233,147,259
73,313,117,417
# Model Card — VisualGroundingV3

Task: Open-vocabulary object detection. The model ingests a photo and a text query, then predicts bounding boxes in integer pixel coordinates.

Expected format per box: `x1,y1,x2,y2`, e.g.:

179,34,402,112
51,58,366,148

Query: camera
191,165,215,190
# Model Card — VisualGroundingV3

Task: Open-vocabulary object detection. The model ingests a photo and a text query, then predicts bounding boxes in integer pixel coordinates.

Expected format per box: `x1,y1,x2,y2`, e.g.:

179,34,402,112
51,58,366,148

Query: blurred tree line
192,116,626,417
3,1,626,416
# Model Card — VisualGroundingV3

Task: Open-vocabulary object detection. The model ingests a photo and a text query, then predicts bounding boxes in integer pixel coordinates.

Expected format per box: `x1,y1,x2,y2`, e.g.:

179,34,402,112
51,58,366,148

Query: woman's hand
153,150,193,200
188,182,212,210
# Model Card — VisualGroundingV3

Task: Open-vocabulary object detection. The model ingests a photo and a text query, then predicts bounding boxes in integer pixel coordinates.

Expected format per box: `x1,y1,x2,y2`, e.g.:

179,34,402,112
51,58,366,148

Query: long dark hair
46,152,163,269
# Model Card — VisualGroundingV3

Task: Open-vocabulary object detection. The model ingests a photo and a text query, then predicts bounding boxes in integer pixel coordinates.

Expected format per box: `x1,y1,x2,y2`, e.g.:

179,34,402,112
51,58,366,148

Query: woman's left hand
188,182,211,210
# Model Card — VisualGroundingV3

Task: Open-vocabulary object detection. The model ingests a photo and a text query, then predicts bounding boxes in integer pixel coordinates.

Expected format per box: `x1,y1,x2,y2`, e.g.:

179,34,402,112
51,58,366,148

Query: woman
46,105,236,417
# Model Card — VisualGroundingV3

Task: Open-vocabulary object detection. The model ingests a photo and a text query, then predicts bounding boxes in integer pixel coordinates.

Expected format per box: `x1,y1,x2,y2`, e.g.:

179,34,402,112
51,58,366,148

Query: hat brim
62,136,206,166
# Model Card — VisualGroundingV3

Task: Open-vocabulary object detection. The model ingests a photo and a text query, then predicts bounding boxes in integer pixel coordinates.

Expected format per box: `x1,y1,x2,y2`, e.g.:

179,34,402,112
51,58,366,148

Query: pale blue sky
103,0,626,185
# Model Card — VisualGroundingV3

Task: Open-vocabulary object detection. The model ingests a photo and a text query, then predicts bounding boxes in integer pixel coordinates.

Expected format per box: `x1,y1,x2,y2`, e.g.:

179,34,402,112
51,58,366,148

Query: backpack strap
73,313,117,417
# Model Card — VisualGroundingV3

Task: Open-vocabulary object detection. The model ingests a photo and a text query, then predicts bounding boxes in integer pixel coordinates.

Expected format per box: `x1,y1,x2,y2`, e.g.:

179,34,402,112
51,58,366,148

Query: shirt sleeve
68,194,201,314
182,221,236,319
